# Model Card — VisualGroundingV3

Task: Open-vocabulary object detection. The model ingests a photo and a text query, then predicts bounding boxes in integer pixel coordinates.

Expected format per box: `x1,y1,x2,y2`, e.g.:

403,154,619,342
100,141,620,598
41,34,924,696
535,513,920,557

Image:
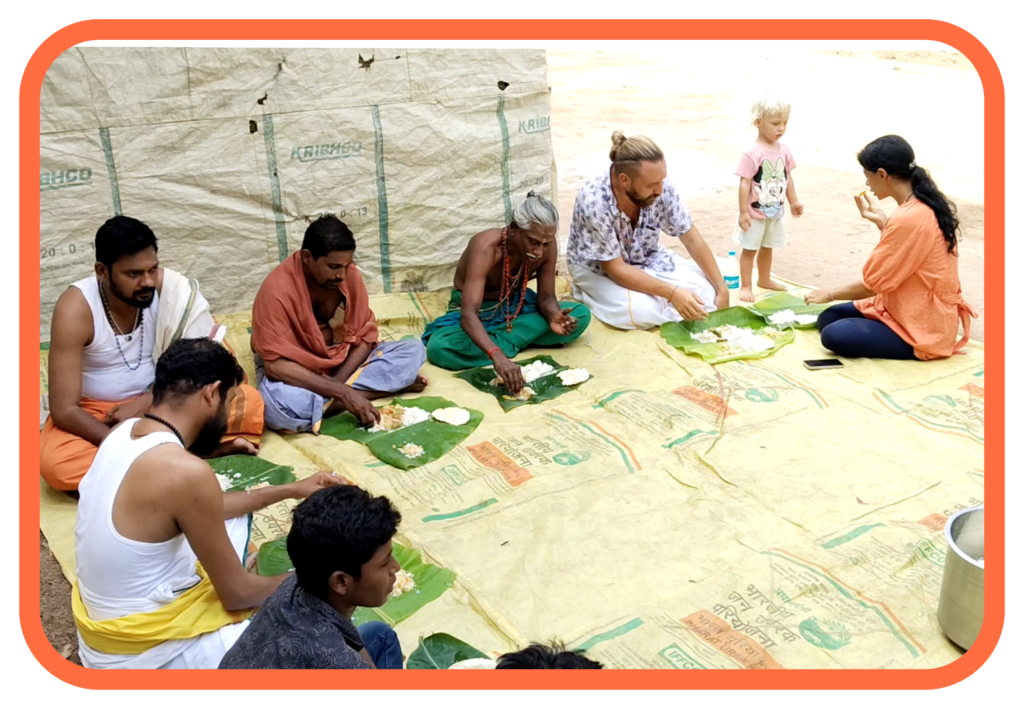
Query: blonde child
734,96,804,302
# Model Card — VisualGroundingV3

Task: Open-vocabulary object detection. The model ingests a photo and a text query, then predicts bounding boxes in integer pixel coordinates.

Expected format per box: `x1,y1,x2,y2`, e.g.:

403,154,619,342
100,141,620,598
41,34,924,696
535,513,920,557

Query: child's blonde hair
750,95,791,126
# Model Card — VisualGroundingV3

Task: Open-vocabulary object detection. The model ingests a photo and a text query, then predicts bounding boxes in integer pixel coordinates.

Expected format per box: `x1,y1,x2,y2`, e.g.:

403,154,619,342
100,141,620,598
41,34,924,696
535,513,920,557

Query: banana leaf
455,354,592,412
319,396,483,470
406,633,488,669
352,545,456,627
255,540,456,627
660,306,795,365
747,291,830,330
207,455,296,492
256,538,293,575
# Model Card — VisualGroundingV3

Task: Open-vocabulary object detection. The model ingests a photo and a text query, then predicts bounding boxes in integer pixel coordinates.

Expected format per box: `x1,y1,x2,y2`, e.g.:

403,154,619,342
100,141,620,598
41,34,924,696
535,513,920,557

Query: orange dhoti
39,384,265,492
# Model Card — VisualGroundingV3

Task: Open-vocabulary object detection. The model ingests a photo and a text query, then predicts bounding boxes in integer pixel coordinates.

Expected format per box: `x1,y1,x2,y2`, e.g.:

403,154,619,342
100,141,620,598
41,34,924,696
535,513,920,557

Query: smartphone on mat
803,359,843,370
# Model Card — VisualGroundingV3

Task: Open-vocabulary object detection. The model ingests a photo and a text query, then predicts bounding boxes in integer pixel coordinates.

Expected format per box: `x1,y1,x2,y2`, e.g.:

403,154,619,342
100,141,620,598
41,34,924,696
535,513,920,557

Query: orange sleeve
861,216,930,295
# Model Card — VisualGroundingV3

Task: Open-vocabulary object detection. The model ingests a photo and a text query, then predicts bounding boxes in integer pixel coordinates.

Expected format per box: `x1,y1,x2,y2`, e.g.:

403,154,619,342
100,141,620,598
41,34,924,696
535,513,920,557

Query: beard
189,402,229,457
110,279,156,309
625,186,658,208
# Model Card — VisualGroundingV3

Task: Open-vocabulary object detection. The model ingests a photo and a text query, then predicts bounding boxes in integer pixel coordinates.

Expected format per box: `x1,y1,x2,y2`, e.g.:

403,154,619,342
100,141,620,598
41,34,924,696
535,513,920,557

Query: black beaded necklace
143,413,185,448
98,279,145,371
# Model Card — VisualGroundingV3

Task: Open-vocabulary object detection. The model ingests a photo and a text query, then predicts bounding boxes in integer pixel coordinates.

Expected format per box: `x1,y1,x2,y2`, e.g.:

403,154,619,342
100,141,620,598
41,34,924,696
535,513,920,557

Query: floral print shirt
568,169,693,276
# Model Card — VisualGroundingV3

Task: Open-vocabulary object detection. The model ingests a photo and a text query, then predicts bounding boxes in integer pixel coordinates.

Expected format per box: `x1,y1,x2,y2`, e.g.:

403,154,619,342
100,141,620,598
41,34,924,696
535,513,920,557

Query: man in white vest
41,216,265,492
73,338,344,669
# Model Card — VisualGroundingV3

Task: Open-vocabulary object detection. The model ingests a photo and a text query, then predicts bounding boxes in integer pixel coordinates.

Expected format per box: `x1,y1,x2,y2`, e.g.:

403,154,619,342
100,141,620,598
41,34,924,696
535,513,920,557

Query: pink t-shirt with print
736,143,797,221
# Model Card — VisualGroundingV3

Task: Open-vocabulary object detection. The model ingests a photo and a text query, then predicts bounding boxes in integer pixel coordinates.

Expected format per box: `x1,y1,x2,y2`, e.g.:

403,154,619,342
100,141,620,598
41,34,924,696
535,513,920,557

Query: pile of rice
521,360,556,383
215,473,232,491
397,442,425,459
693,324,774,355
768,309,818,327
368,404,430,432
391,569,417,597
489,360,557,388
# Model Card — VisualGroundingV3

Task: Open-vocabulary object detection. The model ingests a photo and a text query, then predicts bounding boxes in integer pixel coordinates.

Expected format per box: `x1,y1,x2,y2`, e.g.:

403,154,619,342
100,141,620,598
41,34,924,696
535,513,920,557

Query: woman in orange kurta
805,135,977,360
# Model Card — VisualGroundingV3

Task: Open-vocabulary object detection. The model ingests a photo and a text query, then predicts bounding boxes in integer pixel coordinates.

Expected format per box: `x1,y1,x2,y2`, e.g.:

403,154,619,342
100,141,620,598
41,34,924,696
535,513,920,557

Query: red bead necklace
500,226,529,333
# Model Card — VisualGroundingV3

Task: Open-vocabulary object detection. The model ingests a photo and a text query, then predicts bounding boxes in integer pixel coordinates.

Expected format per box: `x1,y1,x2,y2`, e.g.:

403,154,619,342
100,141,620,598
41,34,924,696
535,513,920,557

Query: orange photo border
20,19,1003,691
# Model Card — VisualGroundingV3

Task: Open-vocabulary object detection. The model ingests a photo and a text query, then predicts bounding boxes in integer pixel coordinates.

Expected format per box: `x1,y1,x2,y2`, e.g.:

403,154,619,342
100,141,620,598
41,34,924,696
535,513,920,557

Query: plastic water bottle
724,251,740,291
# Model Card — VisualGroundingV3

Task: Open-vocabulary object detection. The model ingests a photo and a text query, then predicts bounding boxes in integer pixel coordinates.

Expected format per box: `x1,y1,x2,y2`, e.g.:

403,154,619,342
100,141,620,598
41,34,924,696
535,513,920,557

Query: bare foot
401,375,429,393
739,286,755,303
757,278,787,292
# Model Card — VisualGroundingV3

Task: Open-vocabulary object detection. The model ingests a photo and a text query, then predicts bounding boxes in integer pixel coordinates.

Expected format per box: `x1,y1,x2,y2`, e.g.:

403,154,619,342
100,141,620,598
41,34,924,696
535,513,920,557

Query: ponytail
857,135,959,254
909,166,960,254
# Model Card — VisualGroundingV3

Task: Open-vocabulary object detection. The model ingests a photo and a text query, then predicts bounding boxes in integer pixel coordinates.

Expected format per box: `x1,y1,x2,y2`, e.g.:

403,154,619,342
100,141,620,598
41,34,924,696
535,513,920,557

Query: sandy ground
40,531,80,665
548,47,984,341
38,48,985,666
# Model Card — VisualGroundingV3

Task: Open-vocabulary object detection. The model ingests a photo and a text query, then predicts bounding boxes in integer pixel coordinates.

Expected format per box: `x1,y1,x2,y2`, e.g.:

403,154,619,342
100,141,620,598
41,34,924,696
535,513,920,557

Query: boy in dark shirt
219,485,404,669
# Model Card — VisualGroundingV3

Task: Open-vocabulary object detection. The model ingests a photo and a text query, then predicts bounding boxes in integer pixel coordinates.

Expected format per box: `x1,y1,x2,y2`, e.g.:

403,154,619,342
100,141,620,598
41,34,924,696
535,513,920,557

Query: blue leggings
816,303,919,360
359,621,404,669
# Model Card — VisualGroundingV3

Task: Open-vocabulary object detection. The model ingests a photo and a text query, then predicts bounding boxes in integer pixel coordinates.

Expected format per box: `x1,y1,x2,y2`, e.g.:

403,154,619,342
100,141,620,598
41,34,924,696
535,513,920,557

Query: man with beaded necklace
422,191,591,394
41,216,264,493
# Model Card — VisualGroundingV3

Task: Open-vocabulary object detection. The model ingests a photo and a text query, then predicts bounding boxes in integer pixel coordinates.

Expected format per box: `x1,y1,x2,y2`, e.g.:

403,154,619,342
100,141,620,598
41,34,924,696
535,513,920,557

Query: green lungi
422,288,591,370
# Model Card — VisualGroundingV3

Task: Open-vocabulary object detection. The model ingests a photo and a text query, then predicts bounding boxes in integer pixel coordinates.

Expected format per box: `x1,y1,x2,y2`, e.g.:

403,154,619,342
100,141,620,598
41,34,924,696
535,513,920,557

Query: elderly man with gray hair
422,191,591,391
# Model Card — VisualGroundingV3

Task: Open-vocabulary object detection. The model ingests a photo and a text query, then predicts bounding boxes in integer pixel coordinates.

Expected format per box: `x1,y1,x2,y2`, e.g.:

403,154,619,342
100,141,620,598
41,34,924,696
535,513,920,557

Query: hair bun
526,189,538,199
609,130,628,161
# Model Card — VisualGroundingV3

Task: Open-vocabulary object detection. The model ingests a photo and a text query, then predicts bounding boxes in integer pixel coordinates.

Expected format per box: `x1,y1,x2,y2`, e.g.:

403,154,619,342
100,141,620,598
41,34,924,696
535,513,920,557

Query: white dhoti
77,514,252,670
569,252,719,330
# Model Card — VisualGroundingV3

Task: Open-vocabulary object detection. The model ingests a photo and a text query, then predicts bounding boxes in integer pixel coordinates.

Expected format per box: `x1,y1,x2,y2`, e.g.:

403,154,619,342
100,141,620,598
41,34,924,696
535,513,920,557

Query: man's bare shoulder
466,228,503,257
51,286,94,344
172,449,218,479
466,228,505,264
121,444,222,532
54,284,90,317
136,445,220,495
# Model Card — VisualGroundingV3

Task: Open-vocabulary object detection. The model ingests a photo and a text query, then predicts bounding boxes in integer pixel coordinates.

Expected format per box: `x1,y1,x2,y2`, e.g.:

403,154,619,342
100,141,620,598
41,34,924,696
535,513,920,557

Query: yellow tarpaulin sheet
39,280,983,668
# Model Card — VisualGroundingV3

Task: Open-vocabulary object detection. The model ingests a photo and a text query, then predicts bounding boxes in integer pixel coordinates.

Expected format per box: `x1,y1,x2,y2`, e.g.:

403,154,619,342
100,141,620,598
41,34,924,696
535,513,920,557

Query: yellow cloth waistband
72,563,254,656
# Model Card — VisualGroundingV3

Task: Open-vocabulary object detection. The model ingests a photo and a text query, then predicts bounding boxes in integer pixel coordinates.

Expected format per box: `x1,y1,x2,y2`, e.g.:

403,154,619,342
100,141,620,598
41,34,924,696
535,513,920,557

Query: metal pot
937,506,984,650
